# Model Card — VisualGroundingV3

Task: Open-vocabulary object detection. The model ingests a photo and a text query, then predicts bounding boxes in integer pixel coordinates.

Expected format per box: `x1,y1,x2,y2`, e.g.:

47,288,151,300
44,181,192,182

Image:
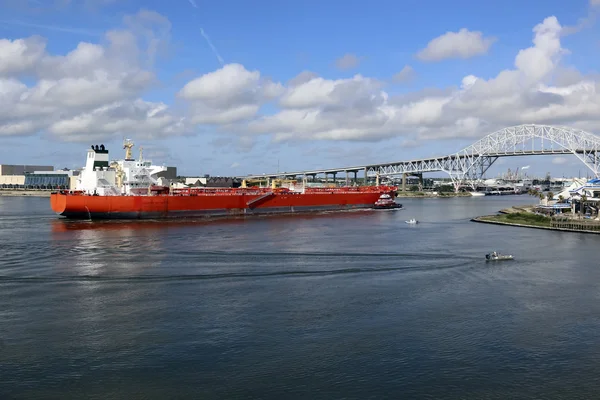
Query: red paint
50,185,398,219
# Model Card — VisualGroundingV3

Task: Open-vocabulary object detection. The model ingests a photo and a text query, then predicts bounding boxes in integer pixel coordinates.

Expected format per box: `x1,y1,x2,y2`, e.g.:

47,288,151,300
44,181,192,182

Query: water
1,195,599,399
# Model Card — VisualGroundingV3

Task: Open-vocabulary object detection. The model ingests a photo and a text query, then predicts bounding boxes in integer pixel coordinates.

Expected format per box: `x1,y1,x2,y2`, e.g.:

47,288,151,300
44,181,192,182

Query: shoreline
471,214,600,235
1,189,475,199
0,190,52,197
395,191,472,198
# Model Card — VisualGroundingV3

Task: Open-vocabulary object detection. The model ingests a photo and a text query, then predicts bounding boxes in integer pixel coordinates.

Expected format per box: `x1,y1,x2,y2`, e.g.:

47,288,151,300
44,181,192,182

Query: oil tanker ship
50,141,398,220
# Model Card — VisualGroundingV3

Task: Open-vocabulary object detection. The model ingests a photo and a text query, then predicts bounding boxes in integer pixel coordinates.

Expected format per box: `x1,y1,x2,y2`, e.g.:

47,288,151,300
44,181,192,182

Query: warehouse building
0,164,54,176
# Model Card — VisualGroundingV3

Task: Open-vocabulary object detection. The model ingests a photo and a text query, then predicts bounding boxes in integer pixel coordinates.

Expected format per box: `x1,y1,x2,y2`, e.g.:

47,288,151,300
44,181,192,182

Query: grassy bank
475,212,551,228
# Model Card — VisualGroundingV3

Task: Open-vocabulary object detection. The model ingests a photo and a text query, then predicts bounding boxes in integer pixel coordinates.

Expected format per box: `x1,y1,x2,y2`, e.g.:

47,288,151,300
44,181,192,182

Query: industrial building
0,164,53,176
180,176,242,188
0,165,81,190
156,166,177,181
24,170,79,190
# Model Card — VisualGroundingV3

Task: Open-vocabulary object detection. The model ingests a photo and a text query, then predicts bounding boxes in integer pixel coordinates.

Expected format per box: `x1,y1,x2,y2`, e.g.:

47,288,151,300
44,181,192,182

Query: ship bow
50,192,68,215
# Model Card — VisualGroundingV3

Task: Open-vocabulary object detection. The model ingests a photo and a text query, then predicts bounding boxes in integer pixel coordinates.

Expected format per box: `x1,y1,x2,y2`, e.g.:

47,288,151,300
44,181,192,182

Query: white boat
470,191,485,197
405,218,418,224
485,251,514,261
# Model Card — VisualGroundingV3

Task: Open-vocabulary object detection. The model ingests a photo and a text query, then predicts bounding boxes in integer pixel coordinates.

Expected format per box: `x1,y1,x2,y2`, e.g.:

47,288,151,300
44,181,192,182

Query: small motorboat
405,218,418,224
373,193,403,210
485,251,514,261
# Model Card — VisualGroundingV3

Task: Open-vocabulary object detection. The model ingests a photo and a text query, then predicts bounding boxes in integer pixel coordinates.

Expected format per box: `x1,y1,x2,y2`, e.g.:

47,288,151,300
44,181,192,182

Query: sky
0,0,599,179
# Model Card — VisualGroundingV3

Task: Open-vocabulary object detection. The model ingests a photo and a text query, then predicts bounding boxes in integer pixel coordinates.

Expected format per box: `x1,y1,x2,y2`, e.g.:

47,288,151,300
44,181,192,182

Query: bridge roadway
239,149,588,181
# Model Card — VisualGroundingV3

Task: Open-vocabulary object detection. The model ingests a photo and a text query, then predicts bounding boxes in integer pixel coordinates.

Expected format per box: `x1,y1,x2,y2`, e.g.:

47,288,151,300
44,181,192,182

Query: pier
550,218,600,232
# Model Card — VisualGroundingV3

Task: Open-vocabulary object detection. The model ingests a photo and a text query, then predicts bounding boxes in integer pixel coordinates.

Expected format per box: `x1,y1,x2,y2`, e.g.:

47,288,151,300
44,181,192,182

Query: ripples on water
1,195,600,399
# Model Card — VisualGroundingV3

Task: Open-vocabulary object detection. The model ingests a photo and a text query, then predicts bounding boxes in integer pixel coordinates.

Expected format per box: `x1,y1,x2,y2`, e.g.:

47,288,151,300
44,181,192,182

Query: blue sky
0,0,599,179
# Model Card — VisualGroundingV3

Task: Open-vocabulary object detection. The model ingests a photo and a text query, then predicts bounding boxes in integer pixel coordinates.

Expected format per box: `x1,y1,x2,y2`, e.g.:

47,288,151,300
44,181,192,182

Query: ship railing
167,185,397,196
305,185,397,193
170,187,276,196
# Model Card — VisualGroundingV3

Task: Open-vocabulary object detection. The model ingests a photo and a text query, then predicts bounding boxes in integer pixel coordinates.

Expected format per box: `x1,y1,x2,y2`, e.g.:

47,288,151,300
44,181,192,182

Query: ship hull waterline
50,191,395,220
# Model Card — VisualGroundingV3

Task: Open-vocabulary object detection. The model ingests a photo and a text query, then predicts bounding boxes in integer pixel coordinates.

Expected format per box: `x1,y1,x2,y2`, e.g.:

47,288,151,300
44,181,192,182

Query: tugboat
373,193,402,210
485,251,514,261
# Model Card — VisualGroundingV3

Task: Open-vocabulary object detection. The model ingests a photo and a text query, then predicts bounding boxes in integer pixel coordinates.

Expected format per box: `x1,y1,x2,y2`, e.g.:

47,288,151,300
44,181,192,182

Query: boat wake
0,261,473,283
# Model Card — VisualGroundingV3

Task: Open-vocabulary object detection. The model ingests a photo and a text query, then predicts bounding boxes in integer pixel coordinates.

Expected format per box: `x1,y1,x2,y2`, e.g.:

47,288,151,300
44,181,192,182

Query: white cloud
393,65,415,83
335,53,361,70
48,100,185,141
514,17,562,82
0,9,186,141
174,13,599,145
416,28,496,62
2,8,599,157
177,63,283,125
552,156,568,165
0,36,46,77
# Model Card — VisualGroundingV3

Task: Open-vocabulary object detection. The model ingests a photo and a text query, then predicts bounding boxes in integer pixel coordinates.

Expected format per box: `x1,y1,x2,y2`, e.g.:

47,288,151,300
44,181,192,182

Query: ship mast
123,139,134,160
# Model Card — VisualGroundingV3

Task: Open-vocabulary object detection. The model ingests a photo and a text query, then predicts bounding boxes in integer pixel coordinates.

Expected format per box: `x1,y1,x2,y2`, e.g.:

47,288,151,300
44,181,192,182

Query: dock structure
550,218,600,232
236,124,600,191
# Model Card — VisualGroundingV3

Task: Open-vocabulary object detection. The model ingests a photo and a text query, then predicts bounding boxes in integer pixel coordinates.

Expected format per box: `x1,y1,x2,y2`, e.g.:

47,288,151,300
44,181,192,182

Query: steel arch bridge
365,124,600,189
239,124,600,190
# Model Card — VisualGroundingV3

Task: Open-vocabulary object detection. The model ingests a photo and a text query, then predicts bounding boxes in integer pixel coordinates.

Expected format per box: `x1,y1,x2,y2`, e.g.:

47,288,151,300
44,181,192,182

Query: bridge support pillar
353,171,358,185
344,171,349,186
332,173,337,185
402,173,407,192
364,167,368,185
417,173,423,191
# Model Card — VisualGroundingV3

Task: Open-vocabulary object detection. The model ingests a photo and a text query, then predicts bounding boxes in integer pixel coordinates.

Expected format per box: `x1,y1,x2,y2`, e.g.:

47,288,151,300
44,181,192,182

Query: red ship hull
50,186,398,220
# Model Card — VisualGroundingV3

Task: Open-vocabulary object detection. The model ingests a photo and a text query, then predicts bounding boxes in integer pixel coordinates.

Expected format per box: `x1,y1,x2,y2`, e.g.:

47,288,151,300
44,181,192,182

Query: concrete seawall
471,215,600,235
0,190,51,197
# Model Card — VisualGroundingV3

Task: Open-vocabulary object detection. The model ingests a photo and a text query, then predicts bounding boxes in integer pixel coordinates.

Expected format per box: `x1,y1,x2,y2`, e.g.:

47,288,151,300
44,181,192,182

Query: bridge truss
365,124,600,190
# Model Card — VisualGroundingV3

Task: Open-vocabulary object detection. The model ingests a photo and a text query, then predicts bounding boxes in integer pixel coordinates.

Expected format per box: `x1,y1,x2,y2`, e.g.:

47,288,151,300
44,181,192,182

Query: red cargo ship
50,141,398,220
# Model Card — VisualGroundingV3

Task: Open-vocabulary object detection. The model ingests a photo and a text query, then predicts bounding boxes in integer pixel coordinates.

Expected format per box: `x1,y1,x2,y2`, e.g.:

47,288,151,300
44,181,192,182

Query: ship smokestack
85,144,110,171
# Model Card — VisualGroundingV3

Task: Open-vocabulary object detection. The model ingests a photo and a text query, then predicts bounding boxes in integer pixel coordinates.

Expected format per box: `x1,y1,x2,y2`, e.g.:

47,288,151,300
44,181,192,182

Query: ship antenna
139,146,143,162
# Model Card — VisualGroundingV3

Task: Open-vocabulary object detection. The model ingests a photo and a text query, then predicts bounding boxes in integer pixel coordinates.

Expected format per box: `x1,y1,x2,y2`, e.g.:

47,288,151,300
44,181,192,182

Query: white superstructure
76,140,169,196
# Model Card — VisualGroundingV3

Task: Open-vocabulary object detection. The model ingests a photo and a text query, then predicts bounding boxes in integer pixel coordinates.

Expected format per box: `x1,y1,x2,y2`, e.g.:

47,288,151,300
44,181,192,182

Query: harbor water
1,195,600,399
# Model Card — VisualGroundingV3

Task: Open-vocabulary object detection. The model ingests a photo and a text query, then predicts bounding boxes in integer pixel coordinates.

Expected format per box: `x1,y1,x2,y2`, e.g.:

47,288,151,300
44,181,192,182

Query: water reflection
7,195,600,399
50,219,171,277
49,208,390,233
